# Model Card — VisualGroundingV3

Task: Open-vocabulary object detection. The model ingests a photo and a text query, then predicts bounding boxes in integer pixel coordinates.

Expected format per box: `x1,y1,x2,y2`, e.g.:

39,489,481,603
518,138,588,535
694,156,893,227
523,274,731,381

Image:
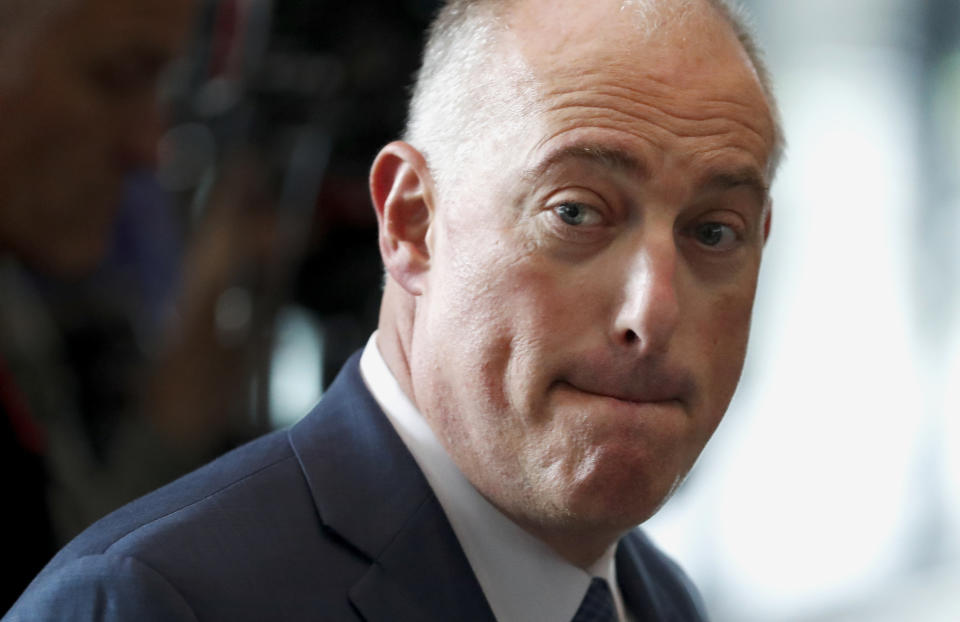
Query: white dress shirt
359,333,631,622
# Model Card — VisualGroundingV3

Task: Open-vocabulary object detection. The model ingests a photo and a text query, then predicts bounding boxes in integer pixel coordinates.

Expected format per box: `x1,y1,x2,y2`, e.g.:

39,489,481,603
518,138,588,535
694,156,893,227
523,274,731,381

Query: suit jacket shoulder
6,351,707,622
5,353,492,622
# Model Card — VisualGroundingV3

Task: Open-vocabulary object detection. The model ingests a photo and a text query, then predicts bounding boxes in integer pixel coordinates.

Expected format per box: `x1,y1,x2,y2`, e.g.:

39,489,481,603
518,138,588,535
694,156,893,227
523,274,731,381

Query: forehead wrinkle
540,100,769,162
540,75,772,148
615,73,772,133
623,79,775,148
510,6,777,156
521,143,649,182
529,118,767,186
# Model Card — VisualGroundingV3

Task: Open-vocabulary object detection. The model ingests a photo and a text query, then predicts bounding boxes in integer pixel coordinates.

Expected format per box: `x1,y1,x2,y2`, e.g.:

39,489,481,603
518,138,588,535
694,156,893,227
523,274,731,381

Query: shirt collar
359,333,629,621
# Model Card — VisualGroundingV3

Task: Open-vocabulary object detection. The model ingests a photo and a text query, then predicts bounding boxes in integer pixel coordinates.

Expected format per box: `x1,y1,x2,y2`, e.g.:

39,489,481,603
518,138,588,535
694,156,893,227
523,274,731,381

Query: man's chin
566,485,665,531
559,448,687,527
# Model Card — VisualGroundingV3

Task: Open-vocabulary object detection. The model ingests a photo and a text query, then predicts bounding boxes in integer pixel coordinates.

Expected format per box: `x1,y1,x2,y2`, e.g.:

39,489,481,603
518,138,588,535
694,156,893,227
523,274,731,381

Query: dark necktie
571,577,616,622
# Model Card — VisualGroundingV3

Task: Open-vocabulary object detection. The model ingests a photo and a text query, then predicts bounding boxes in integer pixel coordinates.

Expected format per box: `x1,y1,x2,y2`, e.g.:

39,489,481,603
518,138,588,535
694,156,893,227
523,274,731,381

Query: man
0,0,196,274
5,0,782,619
0,0,196,609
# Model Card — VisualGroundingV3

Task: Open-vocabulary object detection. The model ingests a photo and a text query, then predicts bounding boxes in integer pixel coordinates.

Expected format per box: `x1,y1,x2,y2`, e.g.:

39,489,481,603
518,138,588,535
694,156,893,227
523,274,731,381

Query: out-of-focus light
214,286,252,348
931,46,960,565
269,305,323,429
194,76,243,119
648,47,926,622
944,320,960,558
157,122,218,193
723,51,923,616
934,50,960,165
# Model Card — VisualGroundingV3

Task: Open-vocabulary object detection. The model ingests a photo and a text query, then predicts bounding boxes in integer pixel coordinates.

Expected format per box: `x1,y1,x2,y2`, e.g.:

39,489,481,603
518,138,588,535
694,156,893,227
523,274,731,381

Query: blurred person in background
0,0,194,274
0,0,204,609
5,0,782,620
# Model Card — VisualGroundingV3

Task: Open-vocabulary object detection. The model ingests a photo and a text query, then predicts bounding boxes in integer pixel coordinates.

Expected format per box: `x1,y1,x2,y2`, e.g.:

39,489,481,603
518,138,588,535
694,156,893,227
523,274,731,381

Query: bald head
404,0,783,193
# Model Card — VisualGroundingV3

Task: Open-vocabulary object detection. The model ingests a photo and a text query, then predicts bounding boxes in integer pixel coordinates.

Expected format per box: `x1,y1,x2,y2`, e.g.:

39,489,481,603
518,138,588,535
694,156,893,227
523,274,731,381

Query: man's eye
693,222,738,249
553,202,601,226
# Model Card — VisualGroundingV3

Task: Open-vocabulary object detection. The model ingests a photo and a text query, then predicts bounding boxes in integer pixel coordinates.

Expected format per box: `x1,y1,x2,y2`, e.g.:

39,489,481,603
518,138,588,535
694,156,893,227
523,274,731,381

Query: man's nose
613,233,681,354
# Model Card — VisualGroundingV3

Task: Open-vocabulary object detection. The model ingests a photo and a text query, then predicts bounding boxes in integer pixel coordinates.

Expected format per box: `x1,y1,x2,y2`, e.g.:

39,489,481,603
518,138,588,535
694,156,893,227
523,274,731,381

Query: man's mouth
557,380,685,406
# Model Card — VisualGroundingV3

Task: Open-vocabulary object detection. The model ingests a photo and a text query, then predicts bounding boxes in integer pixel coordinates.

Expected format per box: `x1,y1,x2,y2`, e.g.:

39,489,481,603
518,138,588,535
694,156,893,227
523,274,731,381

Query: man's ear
370,141,436,295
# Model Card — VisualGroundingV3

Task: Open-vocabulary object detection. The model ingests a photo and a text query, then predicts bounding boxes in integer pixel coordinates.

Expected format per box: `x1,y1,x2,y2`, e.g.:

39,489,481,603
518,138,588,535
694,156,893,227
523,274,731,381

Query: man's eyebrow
522,144,647,180
522,145,770,202
697,168,770,203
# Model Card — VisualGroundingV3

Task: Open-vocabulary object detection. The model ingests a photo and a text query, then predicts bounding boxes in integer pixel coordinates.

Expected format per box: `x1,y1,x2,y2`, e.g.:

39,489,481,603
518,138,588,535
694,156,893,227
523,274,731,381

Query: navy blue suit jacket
4,353,707,621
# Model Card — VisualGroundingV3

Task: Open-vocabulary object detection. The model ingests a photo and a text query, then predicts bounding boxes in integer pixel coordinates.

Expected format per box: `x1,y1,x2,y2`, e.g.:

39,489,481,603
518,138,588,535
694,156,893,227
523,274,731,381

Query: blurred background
645,0,960,620
0,0,957,619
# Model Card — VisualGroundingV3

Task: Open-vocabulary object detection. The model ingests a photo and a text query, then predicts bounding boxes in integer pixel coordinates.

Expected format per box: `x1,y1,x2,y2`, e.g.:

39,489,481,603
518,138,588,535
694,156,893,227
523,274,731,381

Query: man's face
0,0,195,273
408,0,777,538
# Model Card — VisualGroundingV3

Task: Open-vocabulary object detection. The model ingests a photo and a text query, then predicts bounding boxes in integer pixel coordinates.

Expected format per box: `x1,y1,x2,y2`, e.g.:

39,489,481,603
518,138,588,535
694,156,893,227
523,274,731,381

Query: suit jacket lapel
288,352,495,622
349,491,496,622
617,532,667,621
616,529,708,621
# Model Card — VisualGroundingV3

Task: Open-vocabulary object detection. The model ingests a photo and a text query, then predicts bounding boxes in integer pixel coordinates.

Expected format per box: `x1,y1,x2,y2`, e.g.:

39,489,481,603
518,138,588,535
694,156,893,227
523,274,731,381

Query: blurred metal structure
155,0,442,431
160,0,339,432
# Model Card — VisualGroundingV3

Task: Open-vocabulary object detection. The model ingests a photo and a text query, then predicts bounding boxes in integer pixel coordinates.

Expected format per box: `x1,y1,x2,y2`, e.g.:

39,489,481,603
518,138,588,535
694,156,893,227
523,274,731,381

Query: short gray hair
404,0,785,188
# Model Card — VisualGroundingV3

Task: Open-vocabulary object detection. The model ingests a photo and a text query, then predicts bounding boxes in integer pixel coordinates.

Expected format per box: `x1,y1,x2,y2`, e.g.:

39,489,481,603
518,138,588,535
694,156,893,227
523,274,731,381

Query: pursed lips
555,368,694,406
555,356,696,405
